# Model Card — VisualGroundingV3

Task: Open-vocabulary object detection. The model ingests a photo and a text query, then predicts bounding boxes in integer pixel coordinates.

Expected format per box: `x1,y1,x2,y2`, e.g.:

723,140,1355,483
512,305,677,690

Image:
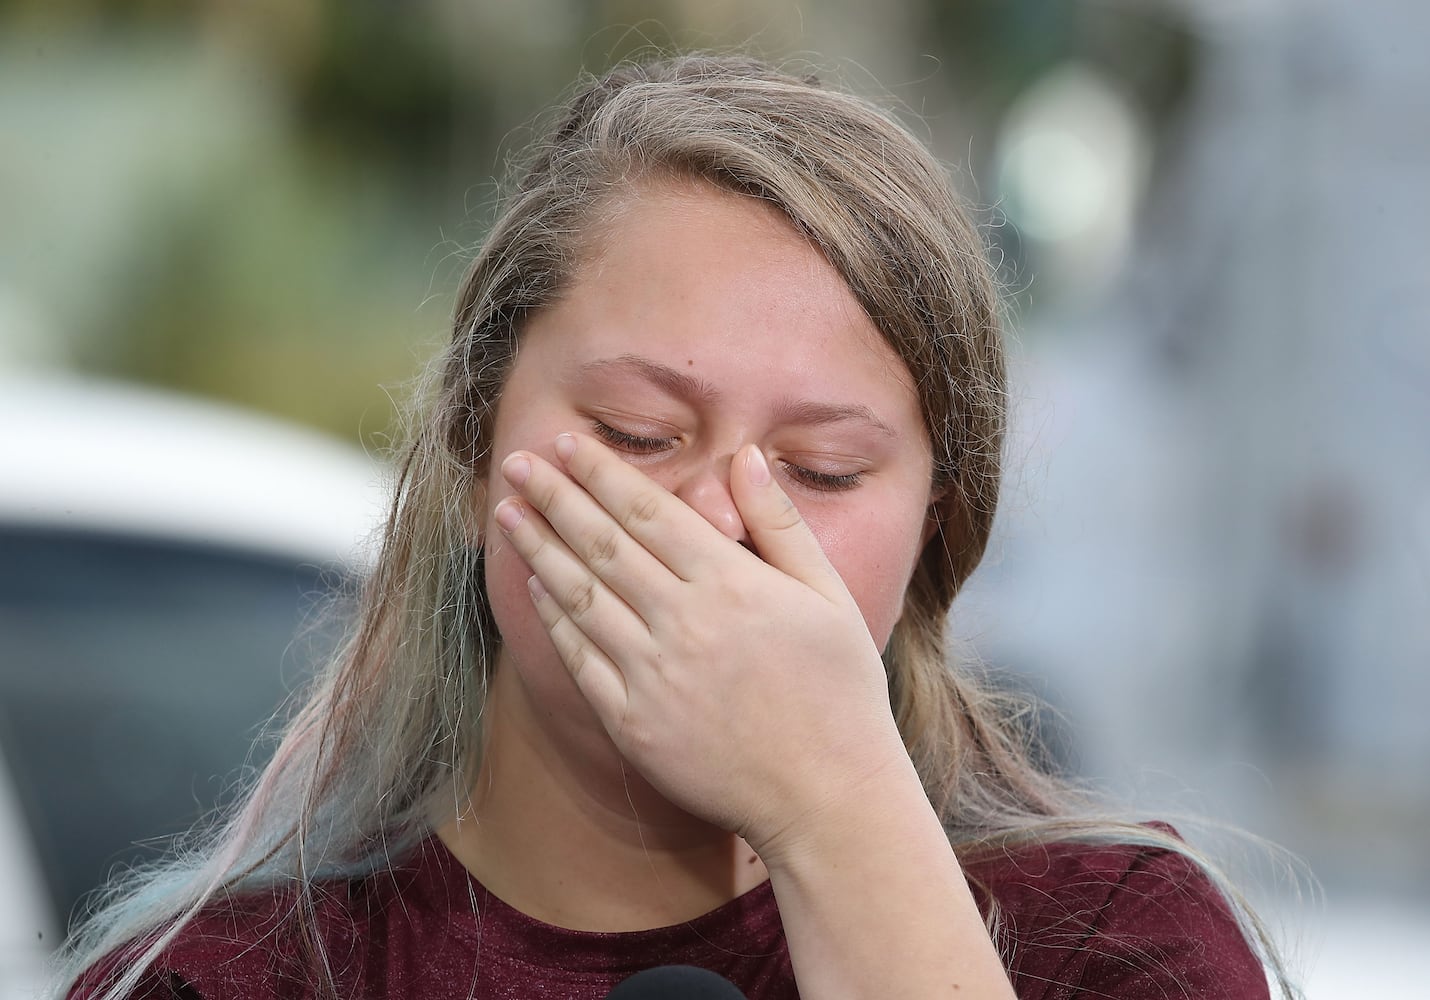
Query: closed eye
590,420,678,454
781,464,864,492
593,420,865,492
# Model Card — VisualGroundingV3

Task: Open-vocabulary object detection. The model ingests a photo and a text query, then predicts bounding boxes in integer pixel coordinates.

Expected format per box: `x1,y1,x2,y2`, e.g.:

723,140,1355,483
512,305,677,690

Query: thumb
729,445,848,601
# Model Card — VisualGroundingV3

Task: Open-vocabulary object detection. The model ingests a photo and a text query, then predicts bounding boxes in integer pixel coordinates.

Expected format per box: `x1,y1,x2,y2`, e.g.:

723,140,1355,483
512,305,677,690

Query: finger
525,573,629,727
550,432,728,581
502,449,670,613
728,444,850,602
493,495,654,660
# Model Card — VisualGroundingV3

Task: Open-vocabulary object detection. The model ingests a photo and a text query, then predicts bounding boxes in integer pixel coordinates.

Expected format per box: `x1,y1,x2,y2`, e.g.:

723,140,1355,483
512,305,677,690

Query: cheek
480,465,555,666
483,529,541,654
484,525,604,710
804,501,929,647
479,426,557,658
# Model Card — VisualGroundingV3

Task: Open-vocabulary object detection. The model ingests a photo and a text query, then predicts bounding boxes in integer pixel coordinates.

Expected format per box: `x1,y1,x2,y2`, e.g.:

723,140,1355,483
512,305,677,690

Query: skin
437,181,1015,998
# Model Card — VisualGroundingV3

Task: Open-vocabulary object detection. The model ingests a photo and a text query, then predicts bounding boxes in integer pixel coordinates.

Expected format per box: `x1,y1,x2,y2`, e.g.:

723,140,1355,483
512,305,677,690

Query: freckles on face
800,489,932,650
479,180,938,694
478,404,595,711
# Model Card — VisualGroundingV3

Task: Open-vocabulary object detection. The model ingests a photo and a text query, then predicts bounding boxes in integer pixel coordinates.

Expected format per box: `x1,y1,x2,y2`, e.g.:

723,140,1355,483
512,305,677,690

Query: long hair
56,54,1295,999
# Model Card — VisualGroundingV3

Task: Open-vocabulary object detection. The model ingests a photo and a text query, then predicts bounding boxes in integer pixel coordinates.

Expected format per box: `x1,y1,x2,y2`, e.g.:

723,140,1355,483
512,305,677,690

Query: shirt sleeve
978,832,1275,1000
64,906,296,1000
1054,847,1271,1000
67,955,207,1000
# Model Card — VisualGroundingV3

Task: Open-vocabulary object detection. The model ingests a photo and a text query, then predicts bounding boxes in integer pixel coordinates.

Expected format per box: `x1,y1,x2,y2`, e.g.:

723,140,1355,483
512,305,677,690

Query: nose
671,456,752,546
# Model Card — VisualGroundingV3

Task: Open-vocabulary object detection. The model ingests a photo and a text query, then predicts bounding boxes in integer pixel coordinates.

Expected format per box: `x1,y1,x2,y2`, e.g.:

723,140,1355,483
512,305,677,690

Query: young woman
61,55,1292,999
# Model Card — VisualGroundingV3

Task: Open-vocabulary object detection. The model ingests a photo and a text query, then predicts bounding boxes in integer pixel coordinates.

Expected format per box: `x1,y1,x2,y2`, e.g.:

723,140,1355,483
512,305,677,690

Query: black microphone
604,965,749,999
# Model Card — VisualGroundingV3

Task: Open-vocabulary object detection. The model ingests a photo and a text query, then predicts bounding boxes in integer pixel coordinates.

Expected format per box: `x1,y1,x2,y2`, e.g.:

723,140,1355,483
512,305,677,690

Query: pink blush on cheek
484,536,542,655
801,504,928,652
482,531,598,716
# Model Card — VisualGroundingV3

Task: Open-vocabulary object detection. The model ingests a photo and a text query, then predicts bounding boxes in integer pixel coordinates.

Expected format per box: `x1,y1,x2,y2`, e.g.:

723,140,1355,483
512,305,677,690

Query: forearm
762,757,1016,1000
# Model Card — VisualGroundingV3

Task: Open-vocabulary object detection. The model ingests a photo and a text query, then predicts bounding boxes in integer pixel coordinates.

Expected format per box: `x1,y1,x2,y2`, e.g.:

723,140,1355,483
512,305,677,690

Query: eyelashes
789,467,864,492
590,422,678,454
590,420,865,493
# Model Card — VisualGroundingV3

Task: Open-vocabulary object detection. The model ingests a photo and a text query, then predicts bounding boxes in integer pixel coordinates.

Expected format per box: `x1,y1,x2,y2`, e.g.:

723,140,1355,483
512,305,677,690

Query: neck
436,660,768,932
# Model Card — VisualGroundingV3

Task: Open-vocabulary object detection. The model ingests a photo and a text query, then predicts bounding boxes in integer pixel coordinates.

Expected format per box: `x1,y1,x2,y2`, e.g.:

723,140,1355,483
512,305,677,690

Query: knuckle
530,477,561,516
768,494,804,532
619,719,655,757
622,491,662,532
578,454,607,492
564,578,599,618
563,641,588,680
586,526,619,570
711,575,746,607
525,532,552,565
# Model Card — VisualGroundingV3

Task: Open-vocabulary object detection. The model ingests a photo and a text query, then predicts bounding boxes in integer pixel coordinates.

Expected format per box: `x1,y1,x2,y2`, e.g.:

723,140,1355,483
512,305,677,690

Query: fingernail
502,453,531,488
746,446,771,486
494,497,524,532
526,574,548,601
555,433,576,462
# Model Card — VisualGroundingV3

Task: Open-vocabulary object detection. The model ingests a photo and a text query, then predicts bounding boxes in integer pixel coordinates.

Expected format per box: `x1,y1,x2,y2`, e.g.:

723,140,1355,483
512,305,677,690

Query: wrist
750,741,939,876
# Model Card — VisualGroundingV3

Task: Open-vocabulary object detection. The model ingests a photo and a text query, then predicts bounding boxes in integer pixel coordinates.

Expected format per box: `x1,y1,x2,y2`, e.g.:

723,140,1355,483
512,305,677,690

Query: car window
0,526,355,931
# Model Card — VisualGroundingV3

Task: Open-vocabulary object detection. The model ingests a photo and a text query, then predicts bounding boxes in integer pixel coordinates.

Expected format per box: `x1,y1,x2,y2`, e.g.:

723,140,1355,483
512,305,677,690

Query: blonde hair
57,54,1295,999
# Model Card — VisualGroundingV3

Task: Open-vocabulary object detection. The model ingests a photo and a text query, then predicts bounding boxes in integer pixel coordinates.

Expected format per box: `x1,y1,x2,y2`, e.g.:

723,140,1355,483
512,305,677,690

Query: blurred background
2,0,1426,995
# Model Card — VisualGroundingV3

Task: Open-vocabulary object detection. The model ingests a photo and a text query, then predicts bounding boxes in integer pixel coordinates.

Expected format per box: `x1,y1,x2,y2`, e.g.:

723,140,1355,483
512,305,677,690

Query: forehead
537,181,923,418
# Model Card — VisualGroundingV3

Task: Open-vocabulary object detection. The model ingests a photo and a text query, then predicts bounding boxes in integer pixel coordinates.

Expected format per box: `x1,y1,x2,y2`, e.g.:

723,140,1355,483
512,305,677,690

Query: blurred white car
0,373,385,997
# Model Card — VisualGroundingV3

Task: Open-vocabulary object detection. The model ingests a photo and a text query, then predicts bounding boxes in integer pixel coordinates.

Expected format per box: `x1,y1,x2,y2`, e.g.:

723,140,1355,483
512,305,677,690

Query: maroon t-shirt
73,829,1270,999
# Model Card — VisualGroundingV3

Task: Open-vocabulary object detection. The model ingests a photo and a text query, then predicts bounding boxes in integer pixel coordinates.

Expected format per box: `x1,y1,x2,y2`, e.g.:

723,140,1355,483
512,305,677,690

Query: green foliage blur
2,0,1194,449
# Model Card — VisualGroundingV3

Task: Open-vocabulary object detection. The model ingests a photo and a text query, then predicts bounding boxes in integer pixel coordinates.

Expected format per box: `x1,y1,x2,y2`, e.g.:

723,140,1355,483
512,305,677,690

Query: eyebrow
772,397,897,438
572,355,720,404
572,354,897,438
